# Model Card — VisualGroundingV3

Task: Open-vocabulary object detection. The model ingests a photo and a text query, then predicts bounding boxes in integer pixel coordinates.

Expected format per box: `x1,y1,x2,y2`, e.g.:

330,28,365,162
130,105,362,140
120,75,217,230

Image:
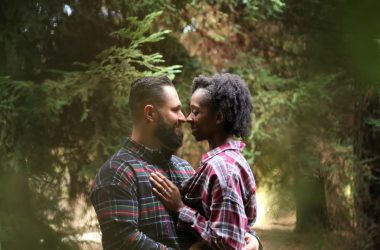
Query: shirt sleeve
91,183,174,250
177,169,249,250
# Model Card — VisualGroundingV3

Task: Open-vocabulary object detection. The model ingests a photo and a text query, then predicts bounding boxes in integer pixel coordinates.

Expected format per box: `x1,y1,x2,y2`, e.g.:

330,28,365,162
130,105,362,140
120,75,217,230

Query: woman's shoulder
205,151,248,174
205,152,254,187
202,155,236,188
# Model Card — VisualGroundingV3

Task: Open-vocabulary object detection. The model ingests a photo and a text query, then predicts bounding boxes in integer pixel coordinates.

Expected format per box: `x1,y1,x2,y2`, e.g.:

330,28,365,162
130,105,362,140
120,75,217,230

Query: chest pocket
182,175,210,218
184,192,206,217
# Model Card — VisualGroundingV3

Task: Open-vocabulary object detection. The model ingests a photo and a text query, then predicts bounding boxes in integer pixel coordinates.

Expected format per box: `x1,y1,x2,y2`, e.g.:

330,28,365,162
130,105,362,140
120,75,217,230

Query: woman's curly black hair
192,73,253,137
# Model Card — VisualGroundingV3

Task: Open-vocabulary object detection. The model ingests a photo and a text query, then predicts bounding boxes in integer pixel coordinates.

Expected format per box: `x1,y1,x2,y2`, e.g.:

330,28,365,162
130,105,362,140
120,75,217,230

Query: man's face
153,86,186,151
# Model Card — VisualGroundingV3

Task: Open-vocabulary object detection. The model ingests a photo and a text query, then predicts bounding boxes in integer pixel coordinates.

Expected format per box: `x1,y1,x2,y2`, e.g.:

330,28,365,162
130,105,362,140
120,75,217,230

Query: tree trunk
354,92,380,249
294,172,329,233
0,173,62,249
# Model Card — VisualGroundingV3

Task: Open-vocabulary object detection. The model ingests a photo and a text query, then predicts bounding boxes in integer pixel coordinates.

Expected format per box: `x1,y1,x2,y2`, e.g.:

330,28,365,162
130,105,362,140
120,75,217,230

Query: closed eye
191,109,199,116
172,105,182,112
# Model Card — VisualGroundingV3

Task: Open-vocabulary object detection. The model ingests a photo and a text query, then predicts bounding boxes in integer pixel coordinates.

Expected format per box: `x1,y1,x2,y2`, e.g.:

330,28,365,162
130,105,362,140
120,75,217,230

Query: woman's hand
242,232,260,250
150,172,185,214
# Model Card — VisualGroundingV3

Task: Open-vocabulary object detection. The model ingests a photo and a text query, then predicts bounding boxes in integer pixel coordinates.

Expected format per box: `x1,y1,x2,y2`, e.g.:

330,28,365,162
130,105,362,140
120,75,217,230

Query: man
90,76,260,249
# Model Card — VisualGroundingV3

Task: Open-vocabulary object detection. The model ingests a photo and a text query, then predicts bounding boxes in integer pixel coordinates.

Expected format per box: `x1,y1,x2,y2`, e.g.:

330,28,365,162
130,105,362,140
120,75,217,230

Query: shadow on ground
256,226,355,250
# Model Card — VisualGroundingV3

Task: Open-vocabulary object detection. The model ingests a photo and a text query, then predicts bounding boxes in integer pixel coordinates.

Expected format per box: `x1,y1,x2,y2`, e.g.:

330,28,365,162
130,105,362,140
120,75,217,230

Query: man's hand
150,172,185,214
242,232,260,250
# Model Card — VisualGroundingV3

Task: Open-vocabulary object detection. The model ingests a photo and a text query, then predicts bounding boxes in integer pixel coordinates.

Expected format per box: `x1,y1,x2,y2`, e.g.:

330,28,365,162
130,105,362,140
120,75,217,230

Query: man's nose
178,111,186,123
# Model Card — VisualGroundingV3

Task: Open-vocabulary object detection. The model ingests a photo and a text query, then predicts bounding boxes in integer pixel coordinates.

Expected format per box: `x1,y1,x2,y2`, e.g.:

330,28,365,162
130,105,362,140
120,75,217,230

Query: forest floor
255,214,353,250
73,197,352,250
76,215,352,250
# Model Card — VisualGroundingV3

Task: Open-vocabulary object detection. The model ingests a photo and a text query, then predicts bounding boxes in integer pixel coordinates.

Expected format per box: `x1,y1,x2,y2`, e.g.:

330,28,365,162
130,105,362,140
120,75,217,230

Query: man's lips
174,126,182,132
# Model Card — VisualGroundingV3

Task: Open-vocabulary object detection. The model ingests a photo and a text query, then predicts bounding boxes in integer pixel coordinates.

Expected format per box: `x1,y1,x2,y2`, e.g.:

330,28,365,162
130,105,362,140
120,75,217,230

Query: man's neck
131,126,161,151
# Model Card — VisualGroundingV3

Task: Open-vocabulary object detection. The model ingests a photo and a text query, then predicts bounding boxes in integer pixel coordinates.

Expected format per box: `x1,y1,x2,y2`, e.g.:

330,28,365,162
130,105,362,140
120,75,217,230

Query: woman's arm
150,172,258,250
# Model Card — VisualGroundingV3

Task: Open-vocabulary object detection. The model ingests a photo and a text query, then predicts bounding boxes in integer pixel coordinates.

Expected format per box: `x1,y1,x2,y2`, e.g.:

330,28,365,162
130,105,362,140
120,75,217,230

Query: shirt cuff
177,205,197,230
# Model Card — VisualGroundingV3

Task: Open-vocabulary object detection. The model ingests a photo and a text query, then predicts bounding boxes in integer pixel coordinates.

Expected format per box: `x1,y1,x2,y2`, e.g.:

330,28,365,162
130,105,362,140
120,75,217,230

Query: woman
150,73,260,250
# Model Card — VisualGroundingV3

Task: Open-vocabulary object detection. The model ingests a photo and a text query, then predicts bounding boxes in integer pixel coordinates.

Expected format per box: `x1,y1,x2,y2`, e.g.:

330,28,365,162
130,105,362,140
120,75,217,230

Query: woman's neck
207,133,234,150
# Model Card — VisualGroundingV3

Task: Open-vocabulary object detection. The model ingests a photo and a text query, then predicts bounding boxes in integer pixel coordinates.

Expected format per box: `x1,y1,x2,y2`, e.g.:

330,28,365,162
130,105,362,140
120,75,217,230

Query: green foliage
367,118,380,129
0,10,181,248
243,0,286,20
1,0,379,248
227,51,358,231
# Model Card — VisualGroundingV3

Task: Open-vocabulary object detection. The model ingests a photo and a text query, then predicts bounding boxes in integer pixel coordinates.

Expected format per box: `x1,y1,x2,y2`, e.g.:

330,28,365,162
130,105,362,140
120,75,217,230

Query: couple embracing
90,74,263,250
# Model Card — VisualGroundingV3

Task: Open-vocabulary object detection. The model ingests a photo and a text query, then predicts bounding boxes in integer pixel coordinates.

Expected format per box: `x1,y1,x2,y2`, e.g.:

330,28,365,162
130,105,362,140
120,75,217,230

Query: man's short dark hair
192,73,253,137
129,76,174,120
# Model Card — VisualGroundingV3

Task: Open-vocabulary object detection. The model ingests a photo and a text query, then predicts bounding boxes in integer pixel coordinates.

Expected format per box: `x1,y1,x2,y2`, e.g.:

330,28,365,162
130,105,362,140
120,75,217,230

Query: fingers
150,173,172,197
154,172,176,188
150,174,170,194
150,172,169,187
243,234,259,250
152,187,166,201
244,232,251,242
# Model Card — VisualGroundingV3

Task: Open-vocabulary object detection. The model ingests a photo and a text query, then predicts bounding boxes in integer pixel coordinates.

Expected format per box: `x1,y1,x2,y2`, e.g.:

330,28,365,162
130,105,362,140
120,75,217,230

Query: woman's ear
215,111,224,125
143,104,156,122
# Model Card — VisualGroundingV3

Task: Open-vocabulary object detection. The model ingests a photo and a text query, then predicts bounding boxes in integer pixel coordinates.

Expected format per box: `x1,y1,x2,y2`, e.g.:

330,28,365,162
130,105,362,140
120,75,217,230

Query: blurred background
1,0,380,249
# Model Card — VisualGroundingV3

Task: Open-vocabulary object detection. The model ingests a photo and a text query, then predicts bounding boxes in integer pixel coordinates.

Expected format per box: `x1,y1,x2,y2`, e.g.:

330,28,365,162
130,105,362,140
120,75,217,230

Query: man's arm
91,184,173,250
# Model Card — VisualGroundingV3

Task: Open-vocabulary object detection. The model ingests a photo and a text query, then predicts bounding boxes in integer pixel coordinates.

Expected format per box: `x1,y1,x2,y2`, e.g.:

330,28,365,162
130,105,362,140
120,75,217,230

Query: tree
0,5,182,248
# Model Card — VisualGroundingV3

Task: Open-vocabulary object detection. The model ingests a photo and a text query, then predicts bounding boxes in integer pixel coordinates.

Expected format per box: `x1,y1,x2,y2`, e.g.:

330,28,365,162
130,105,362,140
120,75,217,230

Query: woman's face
187,88,217,141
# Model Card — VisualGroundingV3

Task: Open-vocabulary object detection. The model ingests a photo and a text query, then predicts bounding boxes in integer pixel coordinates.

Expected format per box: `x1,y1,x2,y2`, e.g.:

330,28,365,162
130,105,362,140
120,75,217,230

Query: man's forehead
160,85,181,107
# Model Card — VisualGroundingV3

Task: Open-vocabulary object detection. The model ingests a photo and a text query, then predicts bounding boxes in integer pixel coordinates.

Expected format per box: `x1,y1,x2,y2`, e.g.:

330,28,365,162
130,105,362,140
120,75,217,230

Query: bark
354,92,380,249
294,173,329,232
0,173,62,249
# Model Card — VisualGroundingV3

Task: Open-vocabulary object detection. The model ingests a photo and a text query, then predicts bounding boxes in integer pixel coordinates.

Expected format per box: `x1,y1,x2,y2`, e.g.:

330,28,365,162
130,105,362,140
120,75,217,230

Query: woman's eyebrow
190,104,200,108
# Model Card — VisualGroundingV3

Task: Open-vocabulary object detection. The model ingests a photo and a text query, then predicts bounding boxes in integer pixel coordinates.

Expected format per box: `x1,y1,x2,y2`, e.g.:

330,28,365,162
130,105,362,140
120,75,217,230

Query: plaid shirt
177,140,257,250
90,138,196,250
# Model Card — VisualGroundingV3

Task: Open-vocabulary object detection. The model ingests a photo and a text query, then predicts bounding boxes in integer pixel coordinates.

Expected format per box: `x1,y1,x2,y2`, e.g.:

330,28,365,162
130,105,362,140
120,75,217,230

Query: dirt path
256,227,325,250
77,216,349,250
255,220,349,250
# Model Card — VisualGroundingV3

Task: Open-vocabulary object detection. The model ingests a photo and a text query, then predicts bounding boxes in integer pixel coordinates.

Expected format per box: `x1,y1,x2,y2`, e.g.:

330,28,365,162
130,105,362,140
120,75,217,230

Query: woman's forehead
191,88,211,106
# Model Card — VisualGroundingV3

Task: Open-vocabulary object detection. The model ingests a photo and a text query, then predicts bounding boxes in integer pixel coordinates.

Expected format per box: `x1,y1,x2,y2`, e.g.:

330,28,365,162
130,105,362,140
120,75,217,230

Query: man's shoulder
107,147,147,171
170,155,195,175
92,148,145,189
170,155,191,168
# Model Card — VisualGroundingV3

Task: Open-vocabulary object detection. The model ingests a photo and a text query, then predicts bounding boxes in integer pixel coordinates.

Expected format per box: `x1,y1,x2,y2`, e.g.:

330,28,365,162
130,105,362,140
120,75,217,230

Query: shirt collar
122,138,172,167
201,140,245,164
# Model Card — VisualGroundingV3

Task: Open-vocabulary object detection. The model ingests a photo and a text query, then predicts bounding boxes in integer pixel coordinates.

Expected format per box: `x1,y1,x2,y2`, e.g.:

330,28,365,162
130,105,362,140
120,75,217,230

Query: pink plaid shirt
177,140,257,249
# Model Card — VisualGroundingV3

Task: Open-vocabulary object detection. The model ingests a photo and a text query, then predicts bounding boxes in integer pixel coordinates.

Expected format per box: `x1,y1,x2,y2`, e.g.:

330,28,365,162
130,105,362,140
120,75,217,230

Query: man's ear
143,104,157,122
215,111,224,125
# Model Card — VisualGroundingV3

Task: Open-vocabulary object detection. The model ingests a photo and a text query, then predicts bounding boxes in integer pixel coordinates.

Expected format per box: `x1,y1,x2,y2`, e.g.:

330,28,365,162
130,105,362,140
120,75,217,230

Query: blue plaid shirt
90,138,196,249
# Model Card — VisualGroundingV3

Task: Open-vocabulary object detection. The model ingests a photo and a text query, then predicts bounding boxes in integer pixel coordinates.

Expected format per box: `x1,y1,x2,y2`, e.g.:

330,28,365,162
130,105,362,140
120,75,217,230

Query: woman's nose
186,113,193,123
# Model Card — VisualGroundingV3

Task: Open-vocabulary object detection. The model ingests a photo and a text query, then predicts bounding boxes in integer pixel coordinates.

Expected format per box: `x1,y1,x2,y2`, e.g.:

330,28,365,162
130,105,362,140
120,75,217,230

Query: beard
154,113,184,151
